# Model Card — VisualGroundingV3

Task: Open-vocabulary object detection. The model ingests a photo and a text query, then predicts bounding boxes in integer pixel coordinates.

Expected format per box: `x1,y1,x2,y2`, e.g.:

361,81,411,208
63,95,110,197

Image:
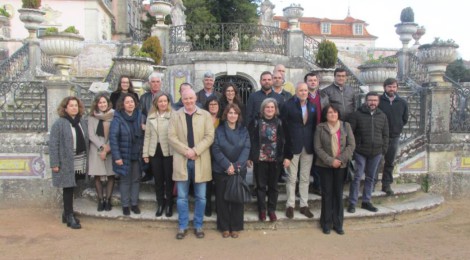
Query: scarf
327,120,341,157
94,109,114,141
64,114,86,155
121,110,143,142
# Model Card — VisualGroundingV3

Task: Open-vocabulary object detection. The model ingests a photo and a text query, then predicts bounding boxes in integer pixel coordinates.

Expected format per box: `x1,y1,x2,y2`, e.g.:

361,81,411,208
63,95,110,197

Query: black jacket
378,93,409,138
348,105,389,157
281,97,317,159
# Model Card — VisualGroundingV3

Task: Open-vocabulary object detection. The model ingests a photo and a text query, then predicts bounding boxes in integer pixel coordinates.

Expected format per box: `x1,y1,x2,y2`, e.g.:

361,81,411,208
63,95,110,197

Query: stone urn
18,8,46,39
314,68,335,89
417,42,459,83
39,33,85,79
358,63,398,92
283,4,304,30
149,0,172,24
395,22,418,49
0,15,9,40
112,56,154,94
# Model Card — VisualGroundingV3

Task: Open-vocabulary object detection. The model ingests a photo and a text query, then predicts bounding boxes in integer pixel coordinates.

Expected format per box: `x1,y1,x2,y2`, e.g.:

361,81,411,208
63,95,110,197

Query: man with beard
377,78,408,196
347,92,389,213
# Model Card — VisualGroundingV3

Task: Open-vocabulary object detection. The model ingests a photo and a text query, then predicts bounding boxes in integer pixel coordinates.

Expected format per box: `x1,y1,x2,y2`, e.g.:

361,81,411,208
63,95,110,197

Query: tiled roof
274,15,377,39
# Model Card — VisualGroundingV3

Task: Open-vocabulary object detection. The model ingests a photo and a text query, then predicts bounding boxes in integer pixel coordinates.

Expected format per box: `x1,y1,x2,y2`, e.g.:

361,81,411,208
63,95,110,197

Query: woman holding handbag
211,104,250,238
314,104,355,235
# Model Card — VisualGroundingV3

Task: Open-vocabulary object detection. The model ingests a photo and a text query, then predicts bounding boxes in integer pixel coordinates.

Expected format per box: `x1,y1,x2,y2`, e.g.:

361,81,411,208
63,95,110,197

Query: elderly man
347,92,389,213
281,82,317,219
168,88,214,240
322,68,355,121
196,71,222,106
273,64,295,95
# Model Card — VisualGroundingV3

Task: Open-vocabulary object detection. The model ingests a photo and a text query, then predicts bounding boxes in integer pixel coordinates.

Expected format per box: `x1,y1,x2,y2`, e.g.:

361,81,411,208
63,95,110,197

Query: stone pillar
152,24,169,54
29,39,41,79
45,80,74,130
287,30,304,58
425,82,454,195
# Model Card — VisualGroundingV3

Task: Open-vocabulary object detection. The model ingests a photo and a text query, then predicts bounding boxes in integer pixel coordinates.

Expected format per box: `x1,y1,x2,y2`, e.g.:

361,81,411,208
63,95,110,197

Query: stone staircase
74,179,444,229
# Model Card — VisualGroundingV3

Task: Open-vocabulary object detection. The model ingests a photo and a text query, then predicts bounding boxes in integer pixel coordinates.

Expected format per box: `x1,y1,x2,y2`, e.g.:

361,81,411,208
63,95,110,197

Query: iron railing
41,50,57,75
407,53,428,85
400,78,425,142
0,81,47,132
446,76,470,133
303,35,319,65
169,23,287,55
70,82,95,117
129,24,148,42
0,43,29,81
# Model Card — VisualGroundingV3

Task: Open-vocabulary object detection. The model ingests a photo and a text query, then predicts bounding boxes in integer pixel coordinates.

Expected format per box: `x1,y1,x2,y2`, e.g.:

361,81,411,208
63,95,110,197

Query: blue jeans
176,160,207,230
349,153,382,205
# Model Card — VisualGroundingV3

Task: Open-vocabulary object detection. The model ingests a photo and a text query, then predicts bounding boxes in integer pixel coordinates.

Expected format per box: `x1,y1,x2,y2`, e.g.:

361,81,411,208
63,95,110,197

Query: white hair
148,72,164,82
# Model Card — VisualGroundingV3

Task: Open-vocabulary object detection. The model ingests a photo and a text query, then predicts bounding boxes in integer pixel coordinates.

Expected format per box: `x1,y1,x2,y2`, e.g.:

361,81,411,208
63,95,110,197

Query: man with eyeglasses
347,92,389,214
322,68,356,121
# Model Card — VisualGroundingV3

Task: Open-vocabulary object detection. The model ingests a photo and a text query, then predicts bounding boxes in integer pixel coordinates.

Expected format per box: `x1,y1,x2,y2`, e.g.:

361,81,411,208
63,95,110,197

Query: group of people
49,65,408,239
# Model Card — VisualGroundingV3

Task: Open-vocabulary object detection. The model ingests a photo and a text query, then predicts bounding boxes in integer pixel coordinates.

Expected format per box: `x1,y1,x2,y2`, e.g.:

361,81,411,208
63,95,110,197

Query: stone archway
214,75,254,105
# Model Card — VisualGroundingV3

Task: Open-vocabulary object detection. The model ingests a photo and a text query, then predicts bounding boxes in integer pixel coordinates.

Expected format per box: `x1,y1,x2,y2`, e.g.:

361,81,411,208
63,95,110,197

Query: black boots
62,212,80,224
104,198,112,211
66,214,81,229
165,202,173,217
97,199,105,212
156,202,165,217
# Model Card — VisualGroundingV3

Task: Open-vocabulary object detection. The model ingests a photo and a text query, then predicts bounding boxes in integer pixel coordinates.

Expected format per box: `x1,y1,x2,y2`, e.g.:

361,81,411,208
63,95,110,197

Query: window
353,23,363,35
321,23,331,34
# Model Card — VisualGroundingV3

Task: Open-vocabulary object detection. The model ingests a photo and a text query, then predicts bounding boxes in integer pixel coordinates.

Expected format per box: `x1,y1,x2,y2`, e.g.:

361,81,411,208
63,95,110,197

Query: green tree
184,0,217,24
208,0,259,23
446,58,470,82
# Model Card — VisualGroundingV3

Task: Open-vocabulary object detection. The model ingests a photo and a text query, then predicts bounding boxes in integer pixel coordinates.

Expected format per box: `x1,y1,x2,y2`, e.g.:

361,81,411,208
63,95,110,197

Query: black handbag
344,159,355,183
224,173,251,204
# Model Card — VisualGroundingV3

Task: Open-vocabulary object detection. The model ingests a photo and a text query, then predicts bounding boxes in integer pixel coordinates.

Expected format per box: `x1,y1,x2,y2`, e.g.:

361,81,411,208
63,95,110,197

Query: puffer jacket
109,110,144,176
348,105,389,157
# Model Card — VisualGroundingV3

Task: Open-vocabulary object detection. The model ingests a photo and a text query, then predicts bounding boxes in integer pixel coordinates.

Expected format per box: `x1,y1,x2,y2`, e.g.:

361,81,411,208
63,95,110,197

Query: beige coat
168,107,214,182
88,116,114,176
314,121,355,168
143,110,173,157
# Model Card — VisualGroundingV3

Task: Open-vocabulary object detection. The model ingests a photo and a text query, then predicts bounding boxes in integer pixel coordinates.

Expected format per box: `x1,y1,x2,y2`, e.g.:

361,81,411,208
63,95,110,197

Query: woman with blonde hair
88,93,115,211
49,96,88,229
143,92,174,217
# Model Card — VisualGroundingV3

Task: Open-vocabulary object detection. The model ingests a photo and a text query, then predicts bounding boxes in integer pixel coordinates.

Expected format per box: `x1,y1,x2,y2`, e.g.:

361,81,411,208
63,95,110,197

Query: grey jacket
322,83,356,121
49,117,89,188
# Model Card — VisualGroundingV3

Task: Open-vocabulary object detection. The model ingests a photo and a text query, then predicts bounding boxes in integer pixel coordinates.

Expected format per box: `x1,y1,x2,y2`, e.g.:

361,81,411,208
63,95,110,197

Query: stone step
73,192,444,229
82,183,422,212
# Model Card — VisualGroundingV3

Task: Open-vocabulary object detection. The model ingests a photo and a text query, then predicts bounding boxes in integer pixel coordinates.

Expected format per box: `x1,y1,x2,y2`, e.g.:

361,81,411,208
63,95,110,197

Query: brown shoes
300,206,314,218
268,211,277,222
222,231,230,238
285,207,294,219
231,231,239,238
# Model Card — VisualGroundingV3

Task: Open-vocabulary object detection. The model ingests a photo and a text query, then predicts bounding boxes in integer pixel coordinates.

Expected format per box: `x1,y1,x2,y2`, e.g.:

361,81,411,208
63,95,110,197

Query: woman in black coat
110,75,140,109
211,103,250,238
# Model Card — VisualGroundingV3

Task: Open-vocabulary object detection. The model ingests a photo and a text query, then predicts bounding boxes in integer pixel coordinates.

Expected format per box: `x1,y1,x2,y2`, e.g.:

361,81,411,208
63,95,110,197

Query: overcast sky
271,0,469,60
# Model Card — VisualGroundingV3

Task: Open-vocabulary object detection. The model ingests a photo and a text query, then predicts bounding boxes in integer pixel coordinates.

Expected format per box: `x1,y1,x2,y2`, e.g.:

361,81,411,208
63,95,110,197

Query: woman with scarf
109,93,144,216
49,96,89,229
314,104,355,235
88,93,115,212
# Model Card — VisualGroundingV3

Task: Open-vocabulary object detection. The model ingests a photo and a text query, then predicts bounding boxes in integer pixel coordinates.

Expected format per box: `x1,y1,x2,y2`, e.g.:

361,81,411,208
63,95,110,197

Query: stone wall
0,133,59,208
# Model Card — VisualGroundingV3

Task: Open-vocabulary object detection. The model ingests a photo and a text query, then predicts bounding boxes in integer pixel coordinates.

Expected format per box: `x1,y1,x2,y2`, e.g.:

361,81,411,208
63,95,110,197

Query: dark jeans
349,153,382,205
63,187,74,215
149,144,173,205
319,166,345,230
254,161,280,213
214,173,244,232
380,137,400,186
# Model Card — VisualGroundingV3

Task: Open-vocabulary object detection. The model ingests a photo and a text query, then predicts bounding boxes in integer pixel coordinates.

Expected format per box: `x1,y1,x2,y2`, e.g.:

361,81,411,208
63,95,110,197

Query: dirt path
1,198,469,260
